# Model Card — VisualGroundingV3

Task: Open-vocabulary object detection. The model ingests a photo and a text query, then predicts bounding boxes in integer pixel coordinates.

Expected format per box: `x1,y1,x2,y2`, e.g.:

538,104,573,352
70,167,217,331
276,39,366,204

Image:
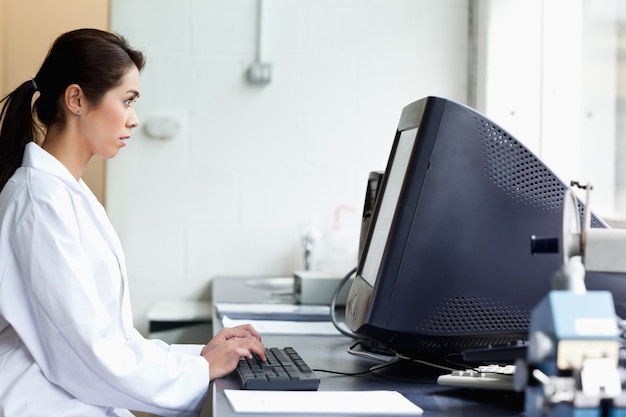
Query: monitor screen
345,96,626,363
361,129,415,288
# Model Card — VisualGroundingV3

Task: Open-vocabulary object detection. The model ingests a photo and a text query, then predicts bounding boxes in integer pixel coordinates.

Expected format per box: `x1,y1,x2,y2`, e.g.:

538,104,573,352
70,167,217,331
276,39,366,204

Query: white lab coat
0,143,210,416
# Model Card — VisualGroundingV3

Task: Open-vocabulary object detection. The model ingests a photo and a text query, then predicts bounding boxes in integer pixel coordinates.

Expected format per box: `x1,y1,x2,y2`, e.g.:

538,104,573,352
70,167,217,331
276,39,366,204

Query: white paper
215,303,331,320
221,316,341,335
224,389,423,415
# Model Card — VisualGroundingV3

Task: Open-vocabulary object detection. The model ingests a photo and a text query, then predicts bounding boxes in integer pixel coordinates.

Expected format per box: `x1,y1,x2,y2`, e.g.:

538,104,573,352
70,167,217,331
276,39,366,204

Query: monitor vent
411,336,522,354
476,118,565,213
475,117,604,228
421,296,529,333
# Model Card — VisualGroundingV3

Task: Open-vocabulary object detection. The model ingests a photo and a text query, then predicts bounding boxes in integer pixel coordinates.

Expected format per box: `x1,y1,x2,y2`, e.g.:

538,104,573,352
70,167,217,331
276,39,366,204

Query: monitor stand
461,343,527,364
370,355,455,383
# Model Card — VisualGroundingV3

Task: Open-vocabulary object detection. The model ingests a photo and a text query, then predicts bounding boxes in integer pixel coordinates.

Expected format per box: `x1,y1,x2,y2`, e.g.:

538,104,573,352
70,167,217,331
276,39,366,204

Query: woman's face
79,66,141,159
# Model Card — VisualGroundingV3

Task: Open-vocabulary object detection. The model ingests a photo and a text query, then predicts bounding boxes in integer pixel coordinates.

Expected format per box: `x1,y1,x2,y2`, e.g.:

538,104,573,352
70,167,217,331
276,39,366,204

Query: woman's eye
125,96,139,107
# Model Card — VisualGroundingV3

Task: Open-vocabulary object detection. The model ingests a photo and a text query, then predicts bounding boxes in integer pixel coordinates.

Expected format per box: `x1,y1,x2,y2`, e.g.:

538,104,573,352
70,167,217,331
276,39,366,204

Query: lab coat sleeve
128,327,206,357
170,344,206,356
8,191,210,416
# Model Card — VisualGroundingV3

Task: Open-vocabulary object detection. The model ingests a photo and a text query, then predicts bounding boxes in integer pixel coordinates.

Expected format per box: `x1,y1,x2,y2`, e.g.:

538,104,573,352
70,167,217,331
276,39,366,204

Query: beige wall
0,0,109,204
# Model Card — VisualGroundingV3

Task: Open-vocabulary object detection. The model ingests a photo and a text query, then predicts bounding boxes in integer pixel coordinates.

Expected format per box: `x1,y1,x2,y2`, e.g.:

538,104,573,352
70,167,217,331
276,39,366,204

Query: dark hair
0,28,145,190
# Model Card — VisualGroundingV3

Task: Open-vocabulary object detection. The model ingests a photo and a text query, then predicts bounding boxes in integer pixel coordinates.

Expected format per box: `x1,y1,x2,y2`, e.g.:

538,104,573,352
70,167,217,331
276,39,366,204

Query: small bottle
323,205,359,276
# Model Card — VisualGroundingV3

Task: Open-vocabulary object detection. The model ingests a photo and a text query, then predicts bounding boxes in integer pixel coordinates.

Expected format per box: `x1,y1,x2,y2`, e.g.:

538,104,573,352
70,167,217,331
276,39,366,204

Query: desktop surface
207,277,525,417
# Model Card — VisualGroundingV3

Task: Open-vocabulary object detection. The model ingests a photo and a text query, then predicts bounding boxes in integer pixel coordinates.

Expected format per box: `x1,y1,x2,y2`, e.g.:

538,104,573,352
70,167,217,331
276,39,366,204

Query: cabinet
0,0,109,204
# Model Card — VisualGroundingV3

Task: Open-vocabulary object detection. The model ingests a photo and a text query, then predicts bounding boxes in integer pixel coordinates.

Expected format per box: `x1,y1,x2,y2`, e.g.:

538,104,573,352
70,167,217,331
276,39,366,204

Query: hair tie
31,78,39,92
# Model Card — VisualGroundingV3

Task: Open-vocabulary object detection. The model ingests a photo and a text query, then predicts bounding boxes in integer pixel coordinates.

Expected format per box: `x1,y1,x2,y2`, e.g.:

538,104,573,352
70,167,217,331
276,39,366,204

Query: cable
396,353,462,373
329,266,360,339
315,345,460,377
329,268,396,357
347,340,394,363
313,354,401,377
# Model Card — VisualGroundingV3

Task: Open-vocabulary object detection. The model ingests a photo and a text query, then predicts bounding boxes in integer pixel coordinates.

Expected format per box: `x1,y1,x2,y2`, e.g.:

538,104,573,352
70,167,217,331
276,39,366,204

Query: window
475,0,626,225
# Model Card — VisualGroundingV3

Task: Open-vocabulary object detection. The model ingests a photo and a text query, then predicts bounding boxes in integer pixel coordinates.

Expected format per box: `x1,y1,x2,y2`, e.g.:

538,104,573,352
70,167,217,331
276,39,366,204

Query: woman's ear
64,84,84,116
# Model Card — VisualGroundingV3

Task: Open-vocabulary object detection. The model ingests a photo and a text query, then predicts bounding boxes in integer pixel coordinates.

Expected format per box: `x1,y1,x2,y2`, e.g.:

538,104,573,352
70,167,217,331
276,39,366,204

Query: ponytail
0,80,41,191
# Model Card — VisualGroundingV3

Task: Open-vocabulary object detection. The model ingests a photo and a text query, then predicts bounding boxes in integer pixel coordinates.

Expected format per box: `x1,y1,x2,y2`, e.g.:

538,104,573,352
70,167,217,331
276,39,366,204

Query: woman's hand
201,324,266,380
203,323,262,352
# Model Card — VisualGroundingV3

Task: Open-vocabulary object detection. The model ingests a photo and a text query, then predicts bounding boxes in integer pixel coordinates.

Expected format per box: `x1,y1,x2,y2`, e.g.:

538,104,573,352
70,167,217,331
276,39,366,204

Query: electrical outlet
246,61,272,85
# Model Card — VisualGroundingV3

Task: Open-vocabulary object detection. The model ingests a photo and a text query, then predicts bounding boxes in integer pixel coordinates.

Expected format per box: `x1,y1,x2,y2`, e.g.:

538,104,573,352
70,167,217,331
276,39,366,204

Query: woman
0,28,265,416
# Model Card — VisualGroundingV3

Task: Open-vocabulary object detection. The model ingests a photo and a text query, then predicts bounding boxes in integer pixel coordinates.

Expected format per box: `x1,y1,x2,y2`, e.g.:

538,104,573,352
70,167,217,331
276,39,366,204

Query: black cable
329,266,360,339
314,342,460,376
313,352,402,376
347,340,395,363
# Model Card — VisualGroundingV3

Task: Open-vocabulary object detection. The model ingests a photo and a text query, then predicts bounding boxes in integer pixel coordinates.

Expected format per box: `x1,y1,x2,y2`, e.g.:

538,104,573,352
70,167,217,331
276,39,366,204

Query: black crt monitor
345,96,626,362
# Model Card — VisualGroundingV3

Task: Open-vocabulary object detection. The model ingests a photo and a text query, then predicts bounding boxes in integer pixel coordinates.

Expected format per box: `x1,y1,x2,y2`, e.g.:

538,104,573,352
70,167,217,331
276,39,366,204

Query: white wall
108,0,470,334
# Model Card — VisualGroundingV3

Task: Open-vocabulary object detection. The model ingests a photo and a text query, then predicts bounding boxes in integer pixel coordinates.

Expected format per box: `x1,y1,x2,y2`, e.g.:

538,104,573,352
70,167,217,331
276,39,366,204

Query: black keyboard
234,346,320,390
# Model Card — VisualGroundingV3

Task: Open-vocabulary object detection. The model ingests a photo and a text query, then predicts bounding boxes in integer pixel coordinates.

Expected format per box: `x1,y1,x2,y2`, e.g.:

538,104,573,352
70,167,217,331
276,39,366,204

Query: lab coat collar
22,142,126,268
22,142,86,191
